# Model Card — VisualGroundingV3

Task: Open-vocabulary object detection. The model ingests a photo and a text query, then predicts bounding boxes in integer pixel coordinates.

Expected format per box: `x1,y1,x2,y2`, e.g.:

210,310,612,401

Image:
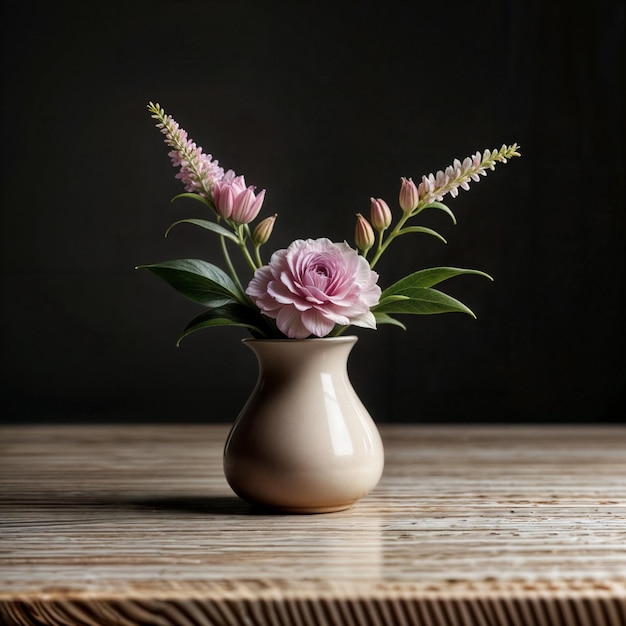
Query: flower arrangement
140,102,520,342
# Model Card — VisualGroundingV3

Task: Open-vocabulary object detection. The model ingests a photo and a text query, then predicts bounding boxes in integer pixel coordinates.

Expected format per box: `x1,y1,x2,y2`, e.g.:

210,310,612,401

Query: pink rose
246,238,381,339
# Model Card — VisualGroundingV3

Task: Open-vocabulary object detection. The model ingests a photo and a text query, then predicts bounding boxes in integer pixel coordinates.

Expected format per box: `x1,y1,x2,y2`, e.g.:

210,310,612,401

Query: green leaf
137,259,243,306
165,218,238,242
373,312,407,330
373,287,477,318
397,225,447,244
171,192,213,208
381,267,493,299
177,303,265,345
421,201,457,224
376,294,410,307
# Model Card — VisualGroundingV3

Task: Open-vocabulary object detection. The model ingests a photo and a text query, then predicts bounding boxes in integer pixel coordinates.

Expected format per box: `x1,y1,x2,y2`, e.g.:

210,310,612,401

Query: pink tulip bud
355,213,375,252
370,197,392,231
252,214,277,245
399,177,419,213
213,182,235,218
213,175,248,219
231,187,266,224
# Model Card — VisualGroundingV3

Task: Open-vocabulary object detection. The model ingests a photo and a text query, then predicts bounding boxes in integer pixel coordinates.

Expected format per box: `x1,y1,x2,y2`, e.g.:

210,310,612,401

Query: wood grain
1,425,625,625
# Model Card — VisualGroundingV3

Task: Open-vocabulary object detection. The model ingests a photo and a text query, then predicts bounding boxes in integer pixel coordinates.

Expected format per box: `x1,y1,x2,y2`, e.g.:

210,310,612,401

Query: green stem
369,211,412,269
253,243,263,268
236,225,259,272
240,243,257,271
219,235,244,295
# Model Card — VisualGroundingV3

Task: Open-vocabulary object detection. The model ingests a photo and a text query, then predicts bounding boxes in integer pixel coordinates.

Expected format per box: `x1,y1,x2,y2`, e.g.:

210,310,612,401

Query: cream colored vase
223,336,384,513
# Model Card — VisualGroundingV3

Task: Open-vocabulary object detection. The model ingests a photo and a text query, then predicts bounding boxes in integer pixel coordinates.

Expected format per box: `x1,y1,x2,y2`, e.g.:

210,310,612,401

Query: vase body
223,336,384,513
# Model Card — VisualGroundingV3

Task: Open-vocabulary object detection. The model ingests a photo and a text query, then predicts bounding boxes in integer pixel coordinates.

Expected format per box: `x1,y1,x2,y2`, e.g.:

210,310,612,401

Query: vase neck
243,336,358,375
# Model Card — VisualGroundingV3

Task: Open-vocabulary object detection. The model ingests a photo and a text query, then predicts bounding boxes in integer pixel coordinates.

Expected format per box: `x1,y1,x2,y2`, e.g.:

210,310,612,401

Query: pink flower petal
276,306,311,339
301,309,336,337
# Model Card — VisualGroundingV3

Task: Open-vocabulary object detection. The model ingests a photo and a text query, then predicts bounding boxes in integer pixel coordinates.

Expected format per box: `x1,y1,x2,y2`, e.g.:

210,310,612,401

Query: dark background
1,1,624,425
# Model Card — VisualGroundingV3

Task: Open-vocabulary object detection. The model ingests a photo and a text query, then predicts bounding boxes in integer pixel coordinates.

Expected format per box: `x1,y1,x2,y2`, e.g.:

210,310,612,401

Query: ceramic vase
223,336,384,513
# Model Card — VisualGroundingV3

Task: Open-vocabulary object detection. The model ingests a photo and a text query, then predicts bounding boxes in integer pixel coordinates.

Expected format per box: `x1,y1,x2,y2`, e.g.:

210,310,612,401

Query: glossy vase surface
223,336,384,513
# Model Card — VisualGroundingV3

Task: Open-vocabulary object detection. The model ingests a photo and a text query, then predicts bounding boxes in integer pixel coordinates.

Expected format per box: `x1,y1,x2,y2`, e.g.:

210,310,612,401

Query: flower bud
213,182,235,218
231,187,266,224
370,197,392,231
252,214,277,245
355,213,375,253
399,176,419,213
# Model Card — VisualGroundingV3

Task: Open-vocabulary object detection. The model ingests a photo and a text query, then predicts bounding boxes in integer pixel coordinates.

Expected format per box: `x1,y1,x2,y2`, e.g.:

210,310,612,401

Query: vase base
251,500,357,515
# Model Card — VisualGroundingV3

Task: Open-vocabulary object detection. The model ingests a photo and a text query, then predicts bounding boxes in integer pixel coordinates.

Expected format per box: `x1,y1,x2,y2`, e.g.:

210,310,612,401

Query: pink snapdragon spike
246,238,381,339
147,102,224,198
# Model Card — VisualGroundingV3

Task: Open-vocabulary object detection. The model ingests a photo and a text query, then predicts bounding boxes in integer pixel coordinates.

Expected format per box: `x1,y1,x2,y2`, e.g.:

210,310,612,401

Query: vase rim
242,335,358,344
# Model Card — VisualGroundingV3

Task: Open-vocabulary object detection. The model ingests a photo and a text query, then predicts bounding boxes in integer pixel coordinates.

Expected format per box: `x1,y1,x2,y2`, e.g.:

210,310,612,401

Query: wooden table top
1,424,625,626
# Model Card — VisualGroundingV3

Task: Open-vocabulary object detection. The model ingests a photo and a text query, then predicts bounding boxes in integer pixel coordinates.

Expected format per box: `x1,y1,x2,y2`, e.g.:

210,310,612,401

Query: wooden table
1,425,625,626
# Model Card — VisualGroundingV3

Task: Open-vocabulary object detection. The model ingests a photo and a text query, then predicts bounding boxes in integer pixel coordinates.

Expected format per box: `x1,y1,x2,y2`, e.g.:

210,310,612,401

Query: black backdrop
1,1,624,424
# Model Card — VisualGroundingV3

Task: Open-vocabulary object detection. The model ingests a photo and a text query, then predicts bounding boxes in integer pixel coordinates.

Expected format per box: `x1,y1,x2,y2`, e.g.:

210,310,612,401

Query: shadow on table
129,495,254,516
128,495,353,516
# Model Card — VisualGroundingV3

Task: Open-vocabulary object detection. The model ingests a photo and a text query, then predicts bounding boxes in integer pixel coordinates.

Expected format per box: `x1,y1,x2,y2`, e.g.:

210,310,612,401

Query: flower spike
148,102,225,198
417,144,521,207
